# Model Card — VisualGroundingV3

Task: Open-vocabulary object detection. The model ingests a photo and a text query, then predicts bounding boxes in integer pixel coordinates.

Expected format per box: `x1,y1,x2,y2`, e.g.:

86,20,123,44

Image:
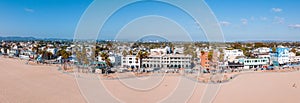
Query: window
129,61,132,63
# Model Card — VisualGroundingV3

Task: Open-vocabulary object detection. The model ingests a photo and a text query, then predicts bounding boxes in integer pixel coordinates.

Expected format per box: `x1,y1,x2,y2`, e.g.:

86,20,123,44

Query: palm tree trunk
140,58,142,73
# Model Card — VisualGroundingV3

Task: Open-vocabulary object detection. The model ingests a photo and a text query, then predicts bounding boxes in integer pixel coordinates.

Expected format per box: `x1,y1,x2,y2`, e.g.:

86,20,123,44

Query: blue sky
0,0,299,41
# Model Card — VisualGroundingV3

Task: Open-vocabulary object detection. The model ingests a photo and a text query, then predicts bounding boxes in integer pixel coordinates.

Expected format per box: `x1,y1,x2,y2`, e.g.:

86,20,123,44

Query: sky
0,0,300,41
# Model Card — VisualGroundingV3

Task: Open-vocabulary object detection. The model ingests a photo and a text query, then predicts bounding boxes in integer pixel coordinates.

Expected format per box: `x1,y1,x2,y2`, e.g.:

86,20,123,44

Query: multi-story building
200,51,209,69
289,56,300,63
288,52,300,63
97,54,122,67
241,58,269,69
252,47,270,54
224,49,244,61
270,47,290,65
229,58,269,69
121,55,140,68
142,54,192,69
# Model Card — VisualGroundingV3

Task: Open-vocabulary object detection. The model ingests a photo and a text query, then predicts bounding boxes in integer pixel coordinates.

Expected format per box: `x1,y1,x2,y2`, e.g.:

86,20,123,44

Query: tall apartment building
200,51,209,69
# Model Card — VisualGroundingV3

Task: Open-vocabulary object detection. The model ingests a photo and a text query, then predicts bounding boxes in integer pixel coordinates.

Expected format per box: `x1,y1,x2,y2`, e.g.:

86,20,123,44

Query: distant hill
0,36,37,41
0,36,71,41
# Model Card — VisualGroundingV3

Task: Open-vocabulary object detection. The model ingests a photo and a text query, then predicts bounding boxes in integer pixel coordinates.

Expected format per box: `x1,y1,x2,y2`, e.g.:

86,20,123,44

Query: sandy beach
0,57,85,103
0,57,300,103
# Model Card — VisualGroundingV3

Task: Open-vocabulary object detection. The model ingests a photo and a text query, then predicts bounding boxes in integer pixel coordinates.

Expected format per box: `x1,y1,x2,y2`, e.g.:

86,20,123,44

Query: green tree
296,52,300,56
272,47,277,53
57,49,72,70
183,44,197,58
122,50,128,57
208,50,213,61
81,46,89,65
218,48,224,62
254,42,265,48
136,50,149,71
232,43,242,49
291,48,297,54
100,52,111,75
129,50,133,55
74,45,83,65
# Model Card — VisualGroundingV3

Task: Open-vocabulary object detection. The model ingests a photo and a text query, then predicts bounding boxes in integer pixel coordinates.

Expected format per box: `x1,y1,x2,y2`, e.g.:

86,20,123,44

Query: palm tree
46,51,53,60
3,44,9,54
183,44,197,58
208,50,213,61
136,50,149,72
122,50,128,57
100,52,111,75
81,46,89,66
40,50,47,60
129,50,133,55
272,47,277,53
291,48,297,54
57,49,72,70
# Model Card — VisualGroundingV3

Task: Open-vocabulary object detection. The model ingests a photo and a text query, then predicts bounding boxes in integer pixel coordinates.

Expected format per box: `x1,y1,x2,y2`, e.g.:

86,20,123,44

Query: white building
252,47,270,54
46,48,58,56
290,56,300,63
224,49,244,61
142,54,192,69
97,54,122,66
257,54,270,59
150,48,167,55
0,48,4,54
173,47,184,54
121,55,140,68
150,46,171,55
242,58,269,69
289,52,300,63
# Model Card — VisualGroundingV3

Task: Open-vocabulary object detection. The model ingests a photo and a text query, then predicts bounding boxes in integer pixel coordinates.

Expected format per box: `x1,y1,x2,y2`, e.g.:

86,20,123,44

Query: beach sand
0,57,300,103
0,57,85,103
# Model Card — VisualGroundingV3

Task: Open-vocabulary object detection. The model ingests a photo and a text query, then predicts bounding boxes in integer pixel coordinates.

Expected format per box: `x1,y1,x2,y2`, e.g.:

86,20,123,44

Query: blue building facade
270,47,289,65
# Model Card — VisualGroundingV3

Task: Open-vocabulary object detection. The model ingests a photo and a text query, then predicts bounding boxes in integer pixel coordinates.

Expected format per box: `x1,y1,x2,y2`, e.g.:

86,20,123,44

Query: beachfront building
270,47,289,65
228,58,269,69
9,49,19,57
224,49,244,61
289,56,300,64
241,58,269,69
289,52,300,64
121,55,140,68
142,54,192,69
97,54,122,66
200,51,210,69
19,50,35,60
0,48,4,54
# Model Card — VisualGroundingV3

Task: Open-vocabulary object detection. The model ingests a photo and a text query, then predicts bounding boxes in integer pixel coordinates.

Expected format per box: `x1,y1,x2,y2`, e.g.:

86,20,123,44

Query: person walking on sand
292,83,297,88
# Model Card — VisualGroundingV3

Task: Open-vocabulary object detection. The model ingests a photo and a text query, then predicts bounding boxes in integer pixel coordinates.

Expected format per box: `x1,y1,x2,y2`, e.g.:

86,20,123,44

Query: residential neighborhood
2,40,300,74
